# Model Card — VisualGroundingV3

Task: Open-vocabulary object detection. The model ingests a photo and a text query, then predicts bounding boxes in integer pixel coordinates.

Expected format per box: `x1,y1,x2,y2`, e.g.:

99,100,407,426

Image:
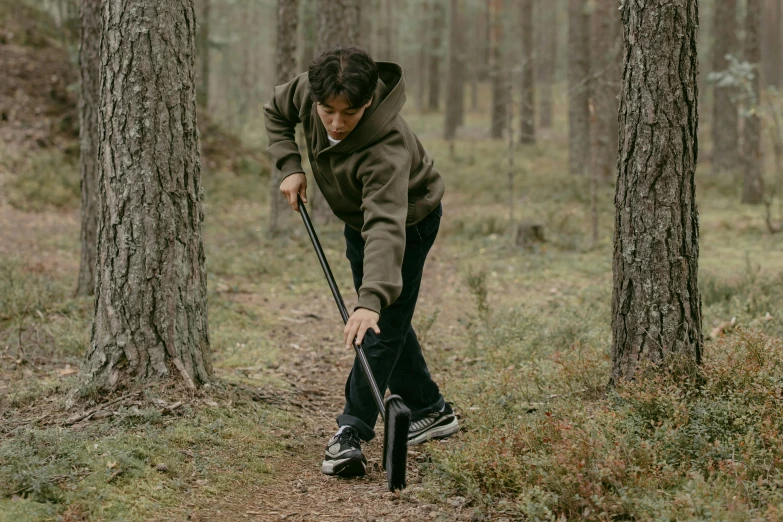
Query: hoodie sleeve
354,131,412,314
263,72,311,179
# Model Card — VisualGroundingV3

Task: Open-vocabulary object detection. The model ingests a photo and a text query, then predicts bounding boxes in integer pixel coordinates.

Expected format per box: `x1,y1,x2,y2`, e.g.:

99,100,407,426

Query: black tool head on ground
382,394,410,491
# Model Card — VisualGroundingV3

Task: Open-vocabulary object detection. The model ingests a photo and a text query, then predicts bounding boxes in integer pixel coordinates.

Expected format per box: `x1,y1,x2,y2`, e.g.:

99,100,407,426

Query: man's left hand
344,308,380,350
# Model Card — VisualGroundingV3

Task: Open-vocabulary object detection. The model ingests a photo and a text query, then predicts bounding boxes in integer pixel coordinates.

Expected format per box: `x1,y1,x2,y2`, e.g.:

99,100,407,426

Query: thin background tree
268,0,300,238
75,0,101,297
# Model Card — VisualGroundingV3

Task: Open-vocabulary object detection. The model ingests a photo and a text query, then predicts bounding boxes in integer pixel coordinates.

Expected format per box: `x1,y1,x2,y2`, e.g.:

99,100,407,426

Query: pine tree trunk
470,0,483,112
76,0,101,297
317,0,360,49
428,0,445,111
611,0,702,383
489,0,506,140
591,0,621,182
196,0,210,109
711,0,739,176
269,0,300,238
776,0,782,87
83,0,212,390
444,0,464,140
300,0,316,70
761,0,781,87
743,0,765,204
417,2,428,110
313,0,360,222
568,0,591,176
519,0,535,144
382,0,395,61
538,0,556,129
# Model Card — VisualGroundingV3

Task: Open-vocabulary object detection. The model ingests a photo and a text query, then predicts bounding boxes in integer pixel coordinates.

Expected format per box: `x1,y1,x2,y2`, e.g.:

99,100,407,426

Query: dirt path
197,245,470,522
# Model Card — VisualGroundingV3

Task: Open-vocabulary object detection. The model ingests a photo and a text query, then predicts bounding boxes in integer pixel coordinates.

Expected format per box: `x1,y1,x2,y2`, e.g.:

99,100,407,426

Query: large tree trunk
591,0,621,184
313,0,360,222
568,0,591,176
711,0,739,176
519,0,535,144
489,0,506,140
76,0,101,297
444,0,464,140
84,0,212,390
268,0,300,238
743,0,765,204
428,0,445,111
611,0,702,383
196,0,210,110
537,0,556,130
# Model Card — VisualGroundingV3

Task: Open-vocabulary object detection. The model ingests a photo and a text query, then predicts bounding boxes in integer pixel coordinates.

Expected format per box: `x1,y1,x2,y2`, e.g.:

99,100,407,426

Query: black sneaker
408,403,459,446
321,426,367,477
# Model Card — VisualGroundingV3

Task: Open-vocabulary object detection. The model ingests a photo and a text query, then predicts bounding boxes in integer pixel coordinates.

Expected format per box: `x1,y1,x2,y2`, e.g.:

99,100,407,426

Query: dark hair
308,46,378,108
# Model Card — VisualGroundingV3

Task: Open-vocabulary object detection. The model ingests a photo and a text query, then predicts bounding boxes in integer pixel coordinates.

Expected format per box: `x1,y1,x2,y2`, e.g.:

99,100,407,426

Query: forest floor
0,185,496,521
0,166,484,521
3,132,783,520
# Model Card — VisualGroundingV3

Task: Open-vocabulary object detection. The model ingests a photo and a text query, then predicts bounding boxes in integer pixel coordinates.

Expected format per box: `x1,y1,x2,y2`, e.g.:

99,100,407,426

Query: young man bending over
264,47,458,478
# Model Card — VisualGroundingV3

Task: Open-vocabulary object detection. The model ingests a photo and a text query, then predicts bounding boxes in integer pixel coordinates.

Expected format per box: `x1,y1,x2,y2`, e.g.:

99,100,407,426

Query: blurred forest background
1,1,783,521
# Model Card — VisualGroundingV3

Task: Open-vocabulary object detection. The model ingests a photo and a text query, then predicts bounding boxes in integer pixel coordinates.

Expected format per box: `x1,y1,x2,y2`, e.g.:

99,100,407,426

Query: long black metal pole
296,195,386,420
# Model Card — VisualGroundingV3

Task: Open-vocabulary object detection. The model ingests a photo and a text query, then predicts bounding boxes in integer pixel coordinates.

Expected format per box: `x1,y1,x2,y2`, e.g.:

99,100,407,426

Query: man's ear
364,97,373,108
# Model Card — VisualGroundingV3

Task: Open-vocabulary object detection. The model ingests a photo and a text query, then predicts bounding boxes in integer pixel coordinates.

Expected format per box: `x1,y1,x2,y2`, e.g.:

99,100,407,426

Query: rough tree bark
537,0,556,129
76,0,101,297
711,0,739,176
519,0,535,144
444,0,464,140
489,0,507,140
83,0,212,390
313,0,360,221
429,0,445,111
611,0,702,382
591,0,621,183
568,0,591,176
268,0,300,238
743,0,765,204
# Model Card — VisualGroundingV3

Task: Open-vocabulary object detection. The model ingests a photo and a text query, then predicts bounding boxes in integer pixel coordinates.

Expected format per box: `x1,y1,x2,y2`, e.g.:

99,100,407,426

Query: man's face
316,95,372,141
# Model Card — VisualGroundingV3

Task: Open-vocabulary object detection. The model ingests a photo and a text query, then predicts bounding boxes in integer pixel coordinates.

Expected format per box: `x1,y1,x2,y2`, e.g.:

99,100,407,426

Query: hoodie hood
317,62,406,156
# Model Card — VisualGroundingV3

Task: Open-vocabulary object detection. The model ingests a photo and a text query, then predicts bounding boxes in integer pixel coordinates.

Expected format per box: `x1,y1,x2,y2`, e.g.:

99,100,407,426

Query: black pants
337,203,445,441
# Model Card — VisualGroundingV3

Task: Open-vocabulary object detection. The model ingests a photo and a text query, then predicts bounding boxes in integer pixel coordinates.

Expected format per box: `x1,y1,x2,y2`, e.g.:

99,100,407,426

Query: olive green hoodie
263,62,445,314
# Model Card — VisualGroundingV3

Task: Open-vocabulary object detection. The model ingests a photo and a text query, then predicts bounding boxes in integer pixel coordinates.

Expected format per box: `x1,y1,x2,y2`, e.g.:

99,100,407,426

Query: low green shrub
427,331,783,520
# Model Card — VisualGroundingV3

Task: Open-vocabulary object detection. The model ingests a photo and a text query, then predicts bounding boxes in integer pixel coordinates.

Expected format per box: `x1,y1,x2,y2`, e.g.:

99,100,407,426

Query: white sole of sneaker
321,457,366,476
407,418,459,446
